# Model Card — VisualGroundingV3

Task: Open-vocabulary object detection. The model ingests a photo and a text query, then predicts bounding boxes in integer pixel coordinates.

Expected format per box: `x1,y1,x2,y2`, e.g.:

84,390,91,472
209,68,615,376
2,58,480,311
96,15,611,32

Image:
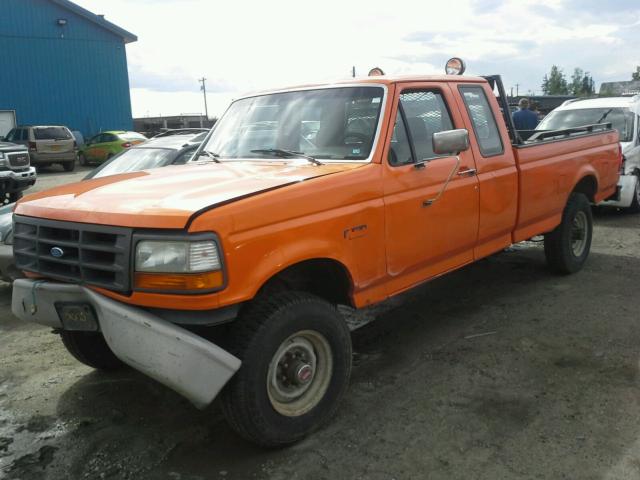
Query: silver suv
5,125,76,171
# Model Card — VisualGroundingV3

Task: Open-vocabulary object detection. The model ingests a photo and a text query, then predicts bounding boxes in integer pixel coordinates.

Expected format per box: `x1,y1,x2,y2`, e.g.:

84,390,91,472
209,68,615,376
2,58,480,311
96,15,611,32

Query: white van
536,96,640,211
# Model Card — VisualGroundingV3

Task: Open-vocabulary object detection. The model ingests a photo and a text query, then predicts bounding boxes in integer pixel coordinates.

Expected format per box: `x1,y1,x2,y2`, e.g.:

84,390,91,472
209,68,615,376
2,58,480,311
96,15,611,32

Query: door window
400,90,454,162
459,86,503,157
388,111,413,166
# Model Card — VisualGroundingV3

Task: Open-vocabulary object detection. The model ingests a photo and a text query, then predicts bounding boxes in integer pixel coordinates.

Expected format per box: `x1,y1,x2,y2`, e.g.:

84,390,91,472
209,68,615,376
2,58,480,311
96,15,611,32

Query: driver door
383,83,480,295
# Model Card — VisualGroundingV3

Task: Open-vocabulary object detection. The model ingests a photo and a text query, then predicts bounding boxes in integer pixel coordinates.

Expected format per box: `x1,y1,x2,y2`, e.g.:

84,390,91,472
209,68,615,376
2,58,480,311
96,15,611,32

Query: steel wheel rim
267,330,333,417
571,210,588,257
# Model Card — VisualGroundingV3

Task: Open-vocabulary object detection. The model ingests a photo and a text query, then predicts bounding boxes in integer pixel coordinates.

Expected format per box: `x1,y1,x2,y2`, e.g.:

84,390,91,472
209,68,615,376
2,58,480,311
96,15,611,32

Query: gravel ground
1,174,639,479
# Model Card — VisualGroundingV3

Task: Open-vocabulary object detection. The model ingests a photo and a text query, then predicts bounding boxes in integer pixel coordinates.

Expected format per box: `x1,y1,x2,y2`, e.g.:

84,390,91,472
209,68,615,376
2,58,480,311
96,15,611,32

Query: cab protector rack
526,123,613,142
482,75,614,146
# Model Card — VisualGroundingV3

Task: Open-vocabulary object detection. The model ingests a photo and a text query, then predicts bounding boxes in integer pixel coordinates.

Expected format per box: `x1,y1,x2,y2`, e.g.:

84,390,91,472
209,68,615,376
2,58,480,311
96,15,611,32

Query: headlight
134,238,224,292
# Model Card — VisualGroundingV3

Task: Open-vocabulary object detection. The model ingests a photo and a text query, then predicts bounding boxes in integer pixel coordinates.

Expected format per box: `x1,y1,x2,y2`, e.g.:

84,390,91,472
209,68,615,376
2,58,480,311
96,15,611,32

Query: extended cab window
203,86,384,161
459,86,504,156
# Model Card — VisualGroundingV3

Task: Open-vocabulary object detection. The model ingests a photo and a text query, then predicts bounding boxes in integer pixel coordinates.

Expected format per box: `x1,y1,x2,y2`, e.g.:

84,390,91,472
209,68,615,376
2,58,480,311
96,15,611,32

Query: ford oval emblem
50,247,64,258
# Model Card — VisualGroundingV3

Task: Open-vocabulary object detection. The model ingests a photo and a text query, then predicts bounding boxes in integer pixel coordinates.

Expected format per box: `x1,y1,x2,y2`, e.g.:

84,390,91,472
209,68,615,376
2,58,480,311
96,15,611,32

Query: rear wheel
220,291,352,447
63,160,75,172
627,176,640,213
60,330,124,370
544,192,593,274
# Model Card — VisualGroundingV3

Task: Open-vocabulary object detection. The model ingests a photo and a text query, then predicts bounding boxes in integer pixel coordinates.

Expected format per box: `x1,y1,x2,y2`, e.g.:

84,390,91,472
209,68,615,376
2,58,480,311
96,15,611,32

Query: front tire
220,291,352,447
544,192,593,274
60,330,124,370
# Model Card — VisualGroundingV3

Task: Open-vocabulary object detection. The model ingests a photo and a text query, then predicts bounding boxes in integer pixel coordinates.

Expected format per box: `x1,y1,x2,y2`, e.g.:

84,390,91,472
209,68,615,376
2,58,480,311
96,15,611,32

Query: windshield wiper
595,108,613,124
198,150,221,163
250,149,323,165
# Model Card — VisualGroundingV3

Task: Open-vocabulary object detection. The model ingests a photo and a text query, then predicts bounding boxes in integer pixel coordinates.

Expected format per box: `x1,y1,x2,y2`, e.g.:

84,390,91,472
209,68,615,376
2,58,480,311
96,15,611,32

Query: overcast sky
74,0,640,119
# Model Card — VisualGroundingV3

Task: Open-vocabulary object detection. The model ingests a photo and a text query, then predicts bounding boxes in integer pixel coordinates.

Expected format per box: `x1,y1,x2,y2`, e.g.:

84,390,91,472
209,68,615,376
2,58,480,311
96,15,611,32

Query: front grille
7,152,30,167
13,216,132,292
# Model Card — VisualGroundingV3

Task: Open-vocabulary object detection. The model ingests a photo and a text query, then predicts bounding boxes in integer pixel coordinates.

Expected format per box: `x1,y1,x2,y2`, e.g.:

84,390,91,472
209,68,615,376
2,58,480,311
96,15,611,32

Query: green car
79,131,147,165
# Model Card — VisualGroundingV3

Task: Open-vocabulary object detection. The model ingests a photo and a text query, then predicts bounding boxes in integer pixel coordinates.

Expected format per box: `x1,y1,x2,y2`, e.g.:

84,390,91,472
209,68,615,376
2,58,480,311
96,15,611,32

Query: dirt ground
1,174,639,479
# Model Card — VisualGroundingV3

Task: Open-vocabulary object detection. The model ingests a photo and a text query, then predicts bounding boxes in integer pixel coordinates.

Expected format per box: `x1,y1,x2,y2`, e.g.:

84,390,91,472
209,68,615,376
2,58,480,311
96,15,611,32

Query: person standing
512,98,539,130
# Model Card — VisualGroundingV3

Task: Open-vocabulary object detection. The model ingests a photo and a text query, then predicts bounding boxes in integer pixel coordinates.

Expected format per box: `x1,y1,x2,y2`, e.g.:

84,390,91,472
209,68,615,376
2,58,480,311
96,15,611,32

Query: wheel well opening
258,259,354,307
573,175,597,203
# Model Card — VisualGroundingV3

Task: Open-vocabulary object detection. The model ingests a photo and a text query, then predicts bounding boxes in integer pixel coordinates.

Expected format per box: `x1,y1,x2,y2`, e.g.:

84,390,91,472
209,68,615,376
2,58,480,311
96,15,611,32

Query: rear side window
34,127,72,140
459,86,503,156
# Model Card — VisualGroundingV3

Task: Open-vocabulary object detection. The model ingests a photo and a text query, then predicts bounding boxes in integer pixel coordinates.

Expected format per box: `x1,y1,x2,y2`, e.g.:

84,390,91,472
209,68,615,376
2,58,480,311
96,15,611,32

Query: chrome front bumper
0,167,37,191
11,279,241,409
599,174,637,208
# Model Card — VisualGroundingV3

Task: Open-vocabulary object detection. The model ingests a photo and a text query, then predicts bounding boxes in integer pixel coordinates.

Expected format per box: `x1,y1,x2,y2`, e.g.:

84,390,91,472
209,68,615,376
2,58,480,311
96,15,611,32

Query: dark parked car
0,131,208,281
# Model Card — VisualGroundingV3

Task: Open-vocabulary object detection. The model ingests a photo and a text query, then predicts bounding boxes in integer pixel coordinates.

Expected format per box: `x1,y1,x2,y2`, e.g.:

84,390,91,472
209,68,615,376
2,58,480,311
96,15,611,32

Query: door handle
457,168,477,177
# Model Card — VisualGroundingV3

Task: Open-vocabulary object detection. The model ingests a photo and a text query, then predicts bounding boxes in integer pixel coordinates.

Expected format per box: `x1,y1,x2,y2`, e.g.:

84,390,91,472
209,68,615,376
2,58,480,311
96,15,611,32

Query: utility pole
515,83,520,96
198,77,209,120
352,66,356,78
510,87,514,98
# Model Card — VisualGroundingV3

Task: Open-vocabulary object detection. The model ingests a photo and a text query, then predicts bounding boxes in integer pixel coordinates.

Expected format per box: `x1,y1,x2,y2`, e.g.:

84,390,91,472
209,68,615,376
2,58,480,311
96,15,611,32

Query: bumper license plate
56,303,99,331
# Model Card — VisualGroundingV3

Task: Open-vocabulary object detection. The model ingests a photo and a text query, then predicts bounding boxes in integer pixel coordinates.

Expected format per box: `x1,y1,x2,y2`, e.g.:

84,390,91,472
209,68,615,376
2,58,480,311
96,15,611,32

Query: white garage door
0,111,16,138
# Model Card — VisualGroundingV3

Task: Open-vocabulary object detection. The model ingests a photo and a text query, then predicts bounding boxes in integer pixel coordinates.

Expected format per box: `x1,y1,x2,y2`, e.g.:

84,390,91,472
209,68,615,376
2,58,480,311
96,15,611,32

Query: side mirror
0,137,5,142
433,129,470,155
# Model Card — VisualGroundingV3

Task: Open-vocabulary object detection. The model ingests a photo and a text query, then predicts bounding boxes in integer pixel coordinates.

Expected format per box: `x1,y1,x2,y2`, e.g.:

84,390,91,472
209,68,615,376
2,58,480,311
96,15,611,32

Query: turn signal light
121,142,133,148
134,271,224,291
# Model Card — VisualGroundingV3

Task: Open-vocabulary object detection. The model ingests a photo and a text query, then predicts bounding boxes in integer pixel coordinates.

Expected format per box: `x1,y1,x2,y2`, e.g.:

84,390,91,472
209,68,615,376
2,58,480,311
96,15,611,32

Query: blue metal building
0,0,137,139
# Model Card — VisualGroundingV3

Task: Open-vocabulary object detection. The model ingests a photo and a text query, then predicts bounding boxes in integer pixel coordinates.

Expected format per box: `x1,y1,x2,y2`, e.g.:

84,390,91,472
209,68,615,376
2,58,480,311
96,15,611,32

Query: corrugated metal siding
0,0,134,138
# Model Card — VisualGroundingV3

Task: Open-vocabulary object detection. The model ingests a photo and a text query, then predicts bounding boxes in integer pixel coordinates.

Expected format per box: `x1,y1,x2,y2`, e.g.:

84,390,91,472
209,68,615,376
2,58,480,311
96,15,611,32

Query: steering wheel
343,132,369,144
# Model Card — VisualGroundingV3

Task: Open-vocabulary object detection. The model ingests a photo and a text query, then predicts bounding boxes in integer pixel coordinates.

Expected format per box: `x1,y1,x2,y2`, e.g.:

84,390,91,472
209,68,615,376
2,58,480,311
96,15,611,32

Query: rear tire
544,192,593,274
63,160,75,172
220,291,352,447
60,330,124,370
627,176,640,213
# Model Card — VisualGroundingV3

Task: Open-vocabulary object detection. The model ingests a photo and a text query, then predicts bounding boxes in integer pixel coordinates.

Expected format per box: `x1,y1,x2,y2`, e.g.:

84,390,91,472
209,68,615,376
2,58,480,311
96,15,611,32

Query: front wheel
60,330,124,370
544,192,593,274
220,291,352,447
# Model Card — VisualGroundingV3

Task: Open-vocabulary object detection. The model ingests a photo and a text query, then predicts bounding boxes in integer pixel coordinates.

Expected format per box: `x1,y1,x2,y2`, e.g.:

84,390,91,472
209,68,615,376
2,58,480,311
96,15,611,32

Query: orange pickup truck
11,67,621,446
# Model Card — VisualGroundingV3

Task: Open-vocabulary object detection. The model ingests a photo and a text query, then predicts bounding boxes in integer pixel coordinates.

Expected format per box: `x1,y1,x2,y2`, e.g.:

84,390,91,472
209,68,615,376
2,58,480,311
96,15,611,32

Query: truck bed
512,129,620,242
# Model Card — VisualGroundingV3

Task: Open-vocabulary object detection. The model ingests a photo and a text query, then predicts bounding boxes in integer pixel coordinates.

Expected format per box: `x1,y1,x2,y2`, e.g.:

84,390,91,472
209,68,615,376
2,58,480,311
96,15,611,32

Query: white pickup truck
536,95,640,211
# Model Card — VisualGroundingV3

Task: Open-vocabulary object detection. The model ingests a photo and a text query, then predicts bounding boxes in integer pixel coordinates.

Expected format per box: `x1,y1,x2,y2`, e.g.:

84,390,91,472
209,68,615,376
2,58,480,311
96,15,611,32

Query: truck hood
15,161,364,229
0,141,27,152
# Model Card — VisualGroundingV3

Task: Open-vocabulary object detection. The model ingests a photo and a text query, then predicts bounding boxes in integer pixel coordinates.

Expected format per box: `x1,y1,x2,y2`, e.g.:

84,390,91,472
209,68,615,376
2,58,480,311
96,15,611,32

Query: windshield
89,148,176,179
537,107,634,142
203,86,385,161
34,127,71,140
